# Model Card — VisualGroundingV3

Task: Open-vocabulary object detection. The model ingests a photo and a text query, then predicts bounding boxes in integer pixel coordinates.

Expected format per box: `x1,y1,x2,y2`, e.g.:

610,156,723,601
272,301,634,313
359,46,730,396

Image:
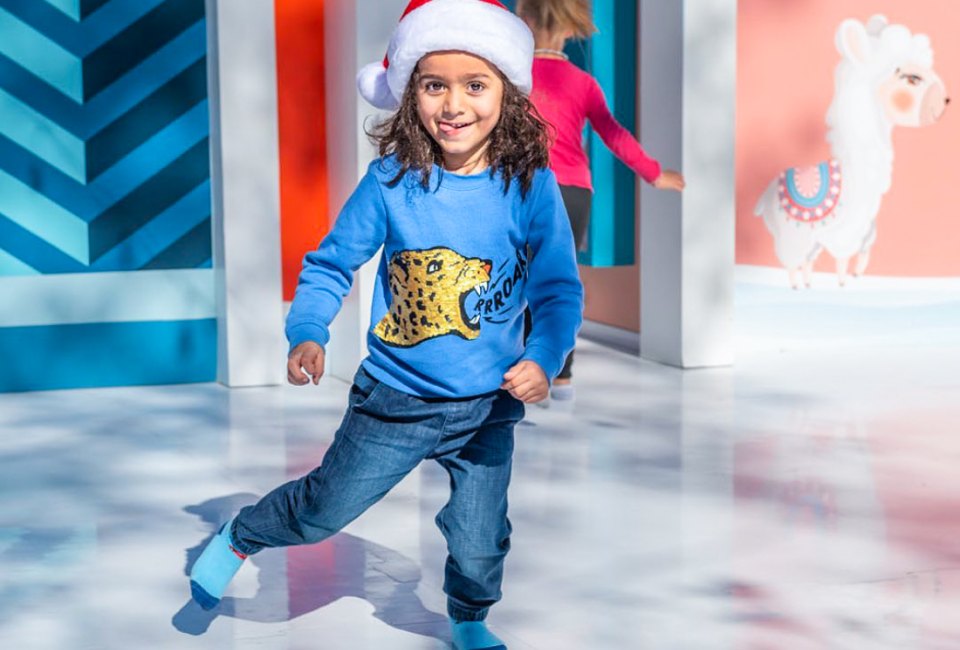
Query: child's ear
836,19,872,66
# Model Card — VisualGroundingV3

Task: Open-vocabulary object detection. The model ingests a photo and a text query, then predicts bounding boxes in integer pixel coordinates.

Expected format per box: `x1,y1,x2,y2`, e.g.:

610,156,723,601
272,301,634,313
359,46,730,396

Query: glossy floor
2,281,959,649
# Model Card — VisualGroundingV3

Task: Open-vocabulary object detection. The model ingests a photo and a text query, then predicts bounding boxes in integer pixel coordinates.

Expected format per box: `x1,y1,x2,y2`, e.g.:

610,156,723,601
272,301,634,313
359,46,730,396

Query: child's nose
444,89,465,114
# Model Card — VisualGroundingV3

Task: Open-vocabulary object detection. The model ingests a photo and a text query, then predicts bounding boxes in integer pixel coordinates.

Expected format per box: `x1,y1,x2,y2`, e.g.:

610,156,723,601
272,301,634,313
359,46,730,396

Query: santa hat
357,0,535,110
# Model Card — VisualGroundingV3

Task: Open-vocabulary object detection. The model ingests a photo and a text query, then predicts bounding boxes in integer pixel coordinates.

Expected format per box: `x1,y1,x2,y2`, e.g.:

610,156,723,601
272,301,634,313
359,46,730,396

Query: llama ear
837,19,872,65
865,14,888,37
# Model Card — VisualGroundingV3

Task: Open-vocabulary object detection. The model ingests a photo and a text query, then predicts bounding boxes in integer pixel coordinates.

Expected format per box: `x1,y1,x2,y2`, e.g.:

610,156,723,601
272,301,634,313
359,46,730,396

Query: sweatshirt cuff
521,345,565,382
286,321,330,353
642,159,662,185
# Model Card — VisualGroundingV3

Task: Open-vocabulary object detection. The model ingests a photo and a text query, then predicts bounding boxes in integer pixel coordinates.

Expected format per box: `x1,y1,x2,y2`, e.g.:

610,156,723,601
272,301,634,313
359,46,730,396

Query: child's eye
423,81,445,93
467,82,485,93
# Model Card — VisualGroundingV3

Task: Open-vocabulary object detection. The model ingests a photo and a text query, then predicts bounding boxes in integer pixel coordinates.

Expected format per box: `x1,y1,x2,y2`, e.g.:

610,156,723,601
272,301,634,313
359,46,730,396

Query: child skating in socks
516,0,685,401
188,1,583,648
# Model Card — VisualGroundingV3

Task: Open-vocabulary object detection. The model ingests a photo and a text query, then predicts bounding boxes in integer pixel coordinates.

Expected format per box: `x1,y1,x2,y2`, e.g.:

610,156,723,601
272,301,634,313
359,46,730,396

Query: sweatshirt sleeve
585,77,662,184
521,172,584,380
285,167,388,350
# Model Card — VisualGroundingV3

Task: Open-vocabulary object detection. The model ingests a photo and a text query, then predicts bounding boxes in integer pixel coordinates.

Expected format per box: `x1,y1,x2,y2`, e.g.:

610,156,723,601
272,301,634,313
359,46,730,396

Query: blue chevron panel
19,1,164,53
0,99,209,223
0,85,86,180
0,0,210,273
0,247,37,275
0,5,82,101
0,0,215,392
41,0,112,23
0,19,206,137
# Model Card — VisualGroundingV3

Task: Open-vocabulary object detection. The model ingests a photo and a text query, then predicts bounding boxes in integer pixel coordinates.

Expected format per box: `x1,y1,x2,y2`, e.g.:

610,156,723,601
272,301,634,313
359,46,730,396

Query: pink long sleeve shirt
530,58,661,191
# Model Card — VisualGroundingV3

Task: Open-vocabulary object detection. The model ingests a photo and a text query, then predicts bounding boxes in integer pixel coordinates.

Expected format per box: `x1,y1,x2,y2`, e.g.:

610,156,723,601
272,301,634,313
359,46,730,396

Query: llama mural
755,15,949,288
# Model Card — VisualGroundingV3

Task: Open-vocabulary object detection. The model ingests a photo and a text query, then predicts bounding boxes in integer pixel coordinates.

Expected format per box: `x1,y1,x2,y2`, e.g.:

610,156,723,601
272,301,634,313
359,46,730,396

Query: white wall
207,0,286,387
322,0,407,381
639,0,736,368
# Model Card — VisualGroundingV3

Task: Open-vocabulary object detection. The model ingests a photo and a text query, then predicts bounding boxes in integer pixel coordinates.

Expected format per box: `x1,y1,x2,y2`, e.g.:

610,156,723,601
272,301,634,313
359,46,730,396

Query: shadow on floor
171,493,449,642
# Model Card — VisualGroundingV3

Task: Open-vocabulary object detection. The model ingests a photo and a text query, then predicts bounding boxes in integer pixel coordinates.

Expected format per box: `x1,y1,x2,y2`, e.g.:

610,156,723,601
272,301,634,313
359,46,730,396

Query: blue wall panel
0,0,215,392
0,320,216,392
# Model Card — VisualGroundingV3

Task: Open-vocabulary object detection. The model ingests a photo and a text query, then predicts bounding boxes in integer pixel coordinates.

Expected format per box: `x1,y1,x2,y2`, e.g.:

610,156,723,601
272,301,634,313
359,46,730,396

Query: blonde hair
516,0,596,40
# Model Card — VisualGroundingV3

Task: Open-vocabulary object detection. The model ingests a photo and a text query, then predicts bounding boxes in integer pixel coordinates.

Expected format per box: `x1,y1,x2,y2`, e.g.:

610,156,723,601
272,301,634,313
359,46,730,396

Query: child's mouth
438,121,474,136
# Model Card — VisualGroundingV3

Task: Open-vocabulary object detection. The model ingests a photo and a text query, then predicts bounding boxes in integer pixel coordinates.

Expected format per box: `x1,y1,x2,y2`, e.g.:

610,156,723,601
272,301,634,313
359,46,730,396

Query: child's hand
653,169,686,192
287,342,325,386
501,360,549,404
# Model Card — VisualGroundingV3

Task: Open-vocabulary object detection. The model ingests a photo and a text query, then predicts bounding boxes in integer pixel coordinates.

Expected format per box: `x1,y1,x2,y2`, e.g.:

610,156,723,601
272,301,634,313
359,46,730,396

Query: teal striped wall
582,0,637,267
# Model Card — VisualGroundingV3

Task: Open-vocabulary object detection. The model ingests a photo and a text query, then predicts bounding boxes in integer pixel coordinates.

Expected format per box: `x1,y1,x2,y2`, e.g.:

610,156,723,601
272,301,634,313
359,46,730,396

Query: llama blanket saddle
778,159,842,224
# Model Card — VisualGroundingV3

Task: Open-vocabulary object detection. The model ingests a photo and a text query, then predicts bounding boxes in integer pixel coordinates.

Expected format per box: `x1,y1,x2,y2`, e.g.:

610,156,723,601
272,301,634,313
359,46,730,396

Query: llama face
877,64,948,127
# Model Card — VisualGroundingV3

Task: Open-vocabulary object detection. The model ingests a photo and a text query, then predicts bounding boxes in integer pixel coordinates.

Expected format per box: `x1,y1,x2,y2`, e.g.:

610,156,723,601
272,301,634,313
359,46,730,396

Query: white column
207,0,286,387
639,0,736,368
323,0,407,381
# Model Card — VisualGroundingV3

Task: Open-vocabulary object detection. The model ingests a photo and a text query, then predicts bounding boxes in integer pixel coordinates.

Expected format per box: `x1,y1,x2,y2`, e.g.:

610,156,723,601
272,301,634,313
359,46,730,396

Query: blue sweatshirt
286,155,583,398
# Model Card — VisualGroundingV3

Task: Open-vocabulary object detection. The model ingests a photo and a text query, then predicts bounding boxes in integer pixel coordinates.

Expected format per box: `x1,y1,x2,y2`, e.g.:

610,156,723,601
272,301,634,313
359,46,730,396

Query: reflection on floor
1,281,959,649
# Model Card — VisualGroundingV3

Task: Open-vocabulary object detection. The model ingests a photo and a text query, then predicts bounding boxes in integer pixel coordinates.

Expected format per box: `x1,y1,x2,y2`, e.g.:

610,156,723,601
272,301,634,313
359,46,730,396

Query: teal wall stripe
0,210,86,274
0,99,209,223
0,246,37,275
0,20,205,138
41,0,111,24
0,5,82,101
0,319,216,392
15,0,168,55
142,217,211,270
81,0,203,102
0,86,86,180
582,0,636,267
90,180,211,272
88,138,208,260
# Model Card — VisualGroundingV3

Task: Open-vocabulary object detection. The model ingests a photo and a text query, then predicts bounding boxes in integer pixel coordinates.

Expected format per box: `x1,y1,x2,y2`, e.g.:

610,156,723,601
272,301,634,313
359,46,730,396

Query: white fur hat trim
357,0,534,110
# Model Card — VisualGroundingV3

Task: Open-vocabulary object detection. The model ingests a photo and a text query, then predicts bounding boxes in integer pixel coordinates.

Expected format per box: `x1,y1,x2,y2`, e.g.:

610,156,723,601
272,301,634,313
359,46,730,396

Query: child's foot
450,619,506,650
189,519,246,610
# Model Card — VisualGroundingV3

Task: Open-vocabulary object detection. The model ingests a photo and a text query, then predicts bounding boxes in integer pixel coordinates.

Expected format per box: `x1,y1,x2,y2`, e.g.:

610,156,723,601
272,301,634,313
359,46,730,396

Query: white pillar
323,0,407,381
639,0,736,368
207,0,286,387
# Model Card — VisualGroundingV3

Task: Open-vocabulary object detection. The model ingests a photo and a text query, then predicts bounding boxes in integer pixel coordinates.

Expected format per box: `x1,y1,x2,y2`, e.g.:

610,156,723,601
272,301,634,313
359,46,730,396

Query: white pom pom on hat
356,0,535,110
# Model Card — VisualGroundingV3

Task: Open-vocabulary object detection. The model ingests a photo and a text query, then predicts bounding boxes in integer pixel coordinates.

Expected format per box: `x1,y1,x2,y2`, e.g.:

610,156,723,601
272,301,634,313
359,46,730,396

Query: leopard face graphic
374,247,492,347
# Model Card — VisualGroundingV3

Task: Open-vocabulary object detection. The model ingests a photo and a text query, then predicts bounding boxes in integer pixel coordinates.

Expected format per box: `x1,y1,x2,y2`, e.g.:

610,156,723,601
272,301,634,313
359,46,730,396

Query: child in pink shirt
517,0,685,399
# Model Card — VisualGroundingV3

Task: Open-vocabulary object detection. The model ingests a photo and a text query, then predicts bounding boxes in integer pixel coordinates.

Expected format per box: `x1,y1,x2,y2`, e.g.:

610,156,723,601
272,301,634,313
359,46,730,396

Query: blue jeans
230,367,524,622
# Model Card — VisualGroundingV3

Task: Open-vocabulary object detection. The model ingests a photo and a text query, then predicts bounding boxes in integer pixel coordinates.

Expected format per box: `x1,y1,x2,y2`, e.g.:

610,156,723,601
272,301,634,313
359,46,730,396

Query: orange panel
275,0,329,300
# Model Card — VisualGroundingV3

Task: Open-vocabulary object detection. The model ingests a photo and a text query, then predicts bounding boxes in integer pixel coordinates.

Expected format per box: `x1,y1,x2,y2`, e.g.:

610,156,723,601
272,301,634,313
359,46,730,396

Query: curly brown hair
368,63,551,199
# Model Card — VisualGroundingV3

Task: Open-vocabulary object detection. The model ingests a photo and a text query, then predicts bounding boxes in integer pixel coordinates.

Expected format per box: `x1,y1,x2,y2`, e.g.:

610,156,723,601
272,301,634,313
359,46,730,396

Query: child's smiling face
415,51,504,174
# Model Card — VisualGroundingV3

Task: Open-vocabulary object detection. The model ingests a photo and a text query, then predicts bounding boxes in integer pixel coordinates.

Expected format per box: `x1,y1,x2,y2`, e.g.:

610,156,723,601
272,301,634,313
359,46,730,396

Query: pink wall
737,0,960,277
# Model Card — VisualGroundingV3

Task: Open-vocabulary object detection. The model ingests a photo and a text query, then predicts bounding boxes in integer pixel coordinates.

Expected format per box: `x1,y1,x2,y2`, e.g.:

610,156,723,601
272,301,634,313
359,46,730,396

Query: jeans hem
447,602,488,622
229,515,262,556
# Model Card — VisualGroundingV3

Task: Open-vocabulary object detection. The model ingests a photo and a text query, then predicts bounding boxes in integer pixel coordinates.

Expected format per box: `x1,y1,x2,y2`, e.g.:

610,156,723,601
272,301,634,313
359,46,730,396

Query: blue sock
189,519,246,610
450,619,506,650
